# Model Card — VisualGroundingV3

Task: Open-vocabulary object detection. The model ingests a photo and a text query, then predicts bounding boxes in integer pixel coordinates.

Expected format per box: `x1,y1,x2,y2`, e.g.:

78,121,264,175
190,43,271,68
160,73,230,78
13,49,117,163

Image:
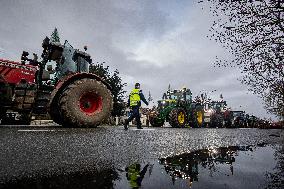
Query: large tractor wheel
49,95,63,125
58,78,113,127
195,110,204,127
210,114,223,128
169,108,187,128
148,111,164,127
149,116,164,127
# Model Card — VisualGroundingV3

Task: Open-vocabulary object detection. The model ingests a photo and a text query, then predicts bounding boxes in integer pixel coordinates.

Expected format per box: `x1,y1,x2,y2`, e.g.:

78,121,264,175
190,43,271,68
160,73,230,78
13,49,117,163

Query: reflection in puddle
116,144,282,189
159,146,252,185
125,163,149,188
1,144,282,189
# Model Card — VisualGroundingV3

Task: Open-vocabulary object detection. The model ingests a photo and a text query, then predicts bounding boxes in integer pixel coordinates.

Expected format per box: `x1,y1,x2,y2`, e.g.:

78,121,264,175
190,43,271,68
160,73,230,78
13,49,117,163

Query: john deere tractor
0,35,113,127
149,87,204,128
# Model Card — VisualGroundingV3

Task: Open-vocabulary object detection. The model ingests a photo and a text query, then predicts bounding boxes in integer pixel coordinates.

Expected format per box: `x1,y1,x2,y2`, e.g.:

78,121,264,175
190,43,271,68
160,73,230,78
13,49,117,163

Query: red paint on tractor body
0,59,37,84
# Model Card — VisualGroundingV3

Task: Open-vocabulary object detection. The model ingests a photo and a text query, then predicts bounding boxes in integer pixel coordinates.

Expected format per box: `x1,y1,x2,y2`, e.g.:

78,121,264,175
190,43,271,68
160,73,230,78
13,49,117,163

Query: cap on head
135,83,140,89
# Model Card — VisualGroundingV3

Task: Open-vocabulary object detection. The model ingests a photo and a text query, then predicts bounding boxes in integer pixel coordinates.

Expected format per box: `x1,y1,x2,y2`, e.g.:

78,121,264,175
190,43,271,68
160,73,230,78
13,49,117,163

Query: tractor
0,36,113,127
230,111,246,128
148,87,204,128
207,100,228,128
200,95,231,128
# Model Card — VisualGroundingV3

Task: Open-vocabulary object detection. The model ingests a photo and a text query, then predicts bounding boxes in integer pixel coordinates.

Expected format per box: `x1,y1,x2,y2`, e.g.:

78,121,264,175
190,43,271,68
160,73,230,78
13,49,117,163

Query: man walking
124,83,148,130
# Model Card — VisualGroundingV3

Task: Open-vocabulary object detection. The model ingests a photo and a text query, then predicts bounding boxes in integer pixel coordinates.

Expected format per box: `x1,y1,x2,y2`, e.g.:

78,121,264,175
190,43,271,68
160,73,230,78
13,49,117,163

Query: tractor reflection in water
159,146,253,186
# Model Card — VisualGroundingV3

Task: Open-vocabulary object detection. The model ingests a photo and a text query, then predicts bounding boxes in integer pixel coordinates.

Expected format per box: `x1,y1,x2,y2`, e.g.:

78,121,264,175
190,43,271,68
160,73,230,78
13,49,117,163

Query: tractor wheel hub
79,92,102,115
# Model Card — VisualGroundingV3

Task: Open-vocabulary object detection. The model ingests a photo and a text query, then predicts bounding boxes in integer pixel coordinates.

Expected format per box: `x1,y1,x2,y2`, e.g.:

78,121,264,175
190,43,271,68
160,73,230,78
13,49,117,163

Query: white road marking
131,128,155,131
18,129,56,132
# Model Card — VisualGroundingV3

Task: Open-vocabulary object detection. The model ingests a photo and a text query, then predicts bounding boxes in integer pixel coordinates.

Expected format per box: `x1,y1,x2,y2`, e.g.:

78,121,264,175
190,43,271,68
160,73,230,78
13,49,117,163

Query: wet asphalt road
0,126,283,189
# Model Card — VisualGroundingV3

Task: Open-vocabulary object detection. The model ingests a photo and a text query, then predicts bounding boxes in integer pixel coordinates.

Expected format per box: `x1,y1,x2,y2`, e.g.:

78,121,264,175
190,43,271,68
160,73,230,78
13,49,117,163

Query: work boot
124,120,128,130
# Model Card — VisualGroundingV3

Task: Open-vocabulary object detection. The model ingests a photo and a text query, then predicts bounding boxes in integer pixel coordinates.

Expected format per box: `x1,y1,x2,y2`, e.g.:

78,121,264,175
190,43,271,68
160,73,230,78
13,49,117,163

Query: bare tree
200,0,284,119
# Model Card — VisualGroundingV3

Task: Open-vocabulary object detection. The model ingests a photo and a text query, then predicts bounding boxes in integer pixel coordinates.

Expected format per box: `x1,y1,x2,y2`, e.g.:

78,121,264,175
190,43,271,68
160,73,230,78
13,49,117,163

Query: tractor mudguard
48,72,112,111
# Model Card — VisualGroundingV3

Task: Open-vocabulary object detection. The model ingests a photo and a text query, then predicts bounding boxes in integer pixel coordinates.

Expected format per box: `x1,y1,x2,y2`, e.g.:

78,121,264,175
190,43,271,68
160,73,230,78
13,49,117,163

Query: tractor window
56,40,76,78
76,56,89,73
233,112,242,117
186,93,192,102
170,94,177,100
172,92,182,100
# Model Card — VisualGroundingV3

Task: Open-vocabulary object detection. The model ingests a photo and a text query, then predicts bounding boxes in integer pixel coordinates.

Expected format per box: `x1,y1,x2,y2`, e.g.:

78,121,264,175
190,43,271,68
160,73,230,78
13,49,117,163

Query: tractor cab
56,40,91,79
232,111,245,118
158,88,192,110
41,38,92,81
172,88,192,102
230,111,246,127
166,88,192,102
210,101,227,113
163,88,192,101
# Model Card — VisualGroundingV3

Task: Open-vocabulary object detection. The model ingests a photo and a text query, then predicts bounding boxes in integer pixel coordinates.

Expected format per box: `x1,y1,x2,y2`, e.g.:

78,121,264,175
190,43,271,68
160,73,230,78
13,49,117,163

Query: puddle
1,144,283,189
114,144,282,189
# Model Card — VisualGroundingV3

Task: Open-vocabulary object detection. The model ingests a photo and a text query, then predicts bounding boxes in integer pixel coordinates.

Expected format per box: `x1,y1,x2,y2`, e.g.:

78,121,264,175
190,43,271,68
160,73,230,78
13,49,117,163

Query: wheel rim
178,111,185,124
79,92,102,115
197,111,203,126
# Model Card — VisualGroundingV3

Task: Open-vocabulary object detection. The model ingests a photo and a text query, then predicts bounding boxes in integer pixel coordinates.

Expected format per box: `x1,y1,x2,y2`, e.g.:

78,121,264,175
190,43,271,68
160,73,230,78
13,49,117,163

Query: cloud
0,47,4,57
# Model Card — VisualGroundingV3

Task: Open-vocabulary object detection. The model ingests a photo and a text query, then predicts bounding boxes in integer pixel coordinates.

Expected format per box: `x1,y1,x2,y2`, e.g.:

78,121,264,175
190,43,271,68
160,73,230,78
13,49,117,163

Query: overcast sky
0,0,272,119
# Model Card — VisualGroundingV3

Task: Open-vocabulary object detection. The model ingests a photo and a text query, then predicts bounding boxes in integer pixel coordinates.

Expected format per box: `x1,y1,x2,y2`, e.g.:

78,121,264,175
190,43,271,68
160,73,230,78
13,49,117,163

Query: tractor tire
58,78,113,127
210,114,223,128
195,110,204,128
149,116,164,127
48,89,63,125
169,108,187,128
49,99,63,125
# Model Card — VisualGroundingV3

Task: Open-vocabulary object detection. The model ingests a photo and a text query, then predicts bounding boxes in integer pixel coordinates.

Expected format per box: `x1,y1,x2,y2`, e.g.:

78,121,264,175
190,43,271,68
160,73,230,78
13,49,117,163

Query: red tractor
0,37,113,127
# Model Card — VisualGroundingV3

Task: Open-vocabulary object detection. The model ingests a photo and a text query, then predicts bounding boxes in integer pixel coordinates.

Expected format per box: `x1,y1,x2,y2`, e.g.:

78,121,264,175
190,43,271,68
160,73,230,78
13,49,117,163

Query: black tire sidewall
149,116,164,127
169,108,186,128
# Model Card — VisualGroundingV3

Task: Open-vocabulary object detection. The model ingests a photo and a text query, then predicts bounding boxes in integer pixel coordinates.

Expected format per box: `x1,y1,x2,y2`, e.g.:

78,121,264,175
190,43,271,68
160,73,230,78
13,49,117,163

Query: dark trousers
126,106,142,128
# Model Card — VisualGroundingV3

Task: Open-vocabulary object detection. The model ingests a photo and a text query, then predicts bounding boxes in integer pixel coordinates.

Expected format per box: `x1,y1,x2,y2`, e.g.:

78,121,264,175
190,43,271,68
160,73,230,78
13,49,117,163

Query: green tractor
149,87,204,128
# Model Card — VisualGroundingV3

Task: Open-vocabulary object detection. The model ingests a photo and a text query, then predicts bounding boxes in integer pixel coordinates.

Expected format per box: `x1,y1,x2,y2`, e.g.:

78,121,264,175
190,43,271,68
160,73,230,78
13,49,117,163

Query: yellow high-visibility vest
129,89,141,107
